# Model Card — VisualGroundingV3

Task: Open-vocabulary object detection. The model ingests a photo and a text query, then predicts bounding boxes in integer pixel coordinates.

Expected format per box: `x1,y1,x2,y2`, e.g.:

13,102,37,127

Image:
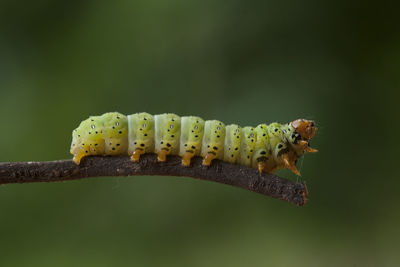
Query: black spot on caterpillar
70,112,317,175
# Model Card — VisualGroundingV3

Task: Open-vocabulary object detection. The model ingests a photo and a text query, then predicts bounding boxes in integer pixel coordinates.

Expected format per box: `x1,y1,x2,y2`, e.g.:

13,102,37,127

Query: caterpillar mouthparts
70,112,317,176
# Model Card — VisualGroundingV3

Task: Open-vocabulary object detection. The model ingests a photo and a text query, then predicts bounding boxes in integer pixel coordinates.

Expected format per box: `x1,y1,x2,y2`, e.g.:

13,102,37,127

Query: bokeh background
0,0,398,266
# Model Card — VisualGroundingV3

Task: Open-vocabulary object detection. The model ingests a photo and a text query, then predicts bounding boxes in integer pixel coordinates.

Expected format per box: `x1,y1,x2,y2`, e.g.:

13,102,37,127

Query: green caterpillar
70,112,317,175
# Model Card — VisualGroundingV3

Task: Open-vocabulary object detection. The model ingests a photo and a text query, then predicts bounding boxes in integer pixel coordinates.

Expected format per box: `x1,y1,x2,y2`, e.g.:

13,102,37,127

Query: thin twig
0,154,308,206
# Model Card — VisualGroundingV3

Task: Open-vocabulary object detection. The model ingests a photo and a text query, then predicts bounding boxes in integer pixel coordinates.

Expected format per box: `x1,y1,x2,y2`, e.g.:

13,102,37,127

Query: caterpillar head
291,119,317,141
288,119,318,155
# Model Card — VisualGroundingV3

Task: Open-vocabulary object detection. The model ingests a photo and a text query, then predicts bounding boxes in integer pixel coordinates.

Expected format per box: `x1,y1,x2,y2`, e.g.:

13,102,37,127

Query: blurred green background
0,0,398,266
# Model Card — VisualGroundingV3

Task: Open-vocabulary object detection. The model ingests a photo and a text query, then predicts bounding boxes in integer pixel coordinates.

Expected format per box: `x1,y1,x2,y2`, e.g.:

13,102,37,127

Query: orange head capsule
290,119,317,141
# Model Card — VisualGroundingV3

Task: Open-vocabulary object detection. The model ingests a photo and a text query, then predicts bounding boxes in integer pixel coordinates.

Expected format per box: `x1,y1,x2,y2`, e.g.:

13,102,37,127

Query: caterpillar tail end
130,149,143,162
202,153,216,166
181,152,194,167
157,150,168,162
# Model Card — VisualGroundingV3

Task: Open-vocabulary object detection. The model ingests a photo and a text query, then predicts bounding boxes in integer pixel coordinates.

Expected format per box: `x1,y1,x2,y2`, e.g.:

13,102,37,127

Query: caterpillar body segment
252,124,271,173
71,112,318,176
200,120,226,166
154,113,181,162
70,117,100,164
223,124,241,164
85,116,106,156
238,127,256,167
179,116,205,166
267,123,284,149
102,112,129,156
127,112,155,162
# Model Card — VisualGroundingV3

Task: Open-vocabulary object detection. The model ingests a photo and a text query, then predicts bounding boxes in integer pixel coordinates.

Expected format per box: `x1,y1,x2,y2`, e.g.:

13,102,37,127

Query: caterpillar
70,112,317,175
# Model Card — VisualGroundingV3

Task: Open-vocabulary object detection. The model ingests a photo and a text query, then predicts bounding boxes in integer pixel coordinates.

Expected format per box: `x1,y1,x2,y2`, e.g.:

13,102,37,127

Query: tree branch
0,154,308,206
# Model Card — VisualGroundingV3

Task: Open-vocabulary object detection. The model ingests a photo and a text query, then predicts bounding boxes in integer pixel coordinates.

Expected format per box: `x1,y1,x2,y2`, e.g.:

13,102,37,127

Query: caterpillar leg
257,161,266,174
282,154,301,176
130,149,144,162
72,151,86,165
202,152,216,166
157,150,169,162
259,163,277,174
181,152,194,166
298,140,318,153
305,146,318,153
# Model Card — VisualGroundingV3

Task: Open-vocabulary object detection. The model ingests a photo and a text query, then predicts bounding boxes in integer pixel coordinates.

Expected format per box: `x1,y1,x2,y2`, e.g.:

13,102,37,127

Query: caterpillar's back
71,112,317,175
